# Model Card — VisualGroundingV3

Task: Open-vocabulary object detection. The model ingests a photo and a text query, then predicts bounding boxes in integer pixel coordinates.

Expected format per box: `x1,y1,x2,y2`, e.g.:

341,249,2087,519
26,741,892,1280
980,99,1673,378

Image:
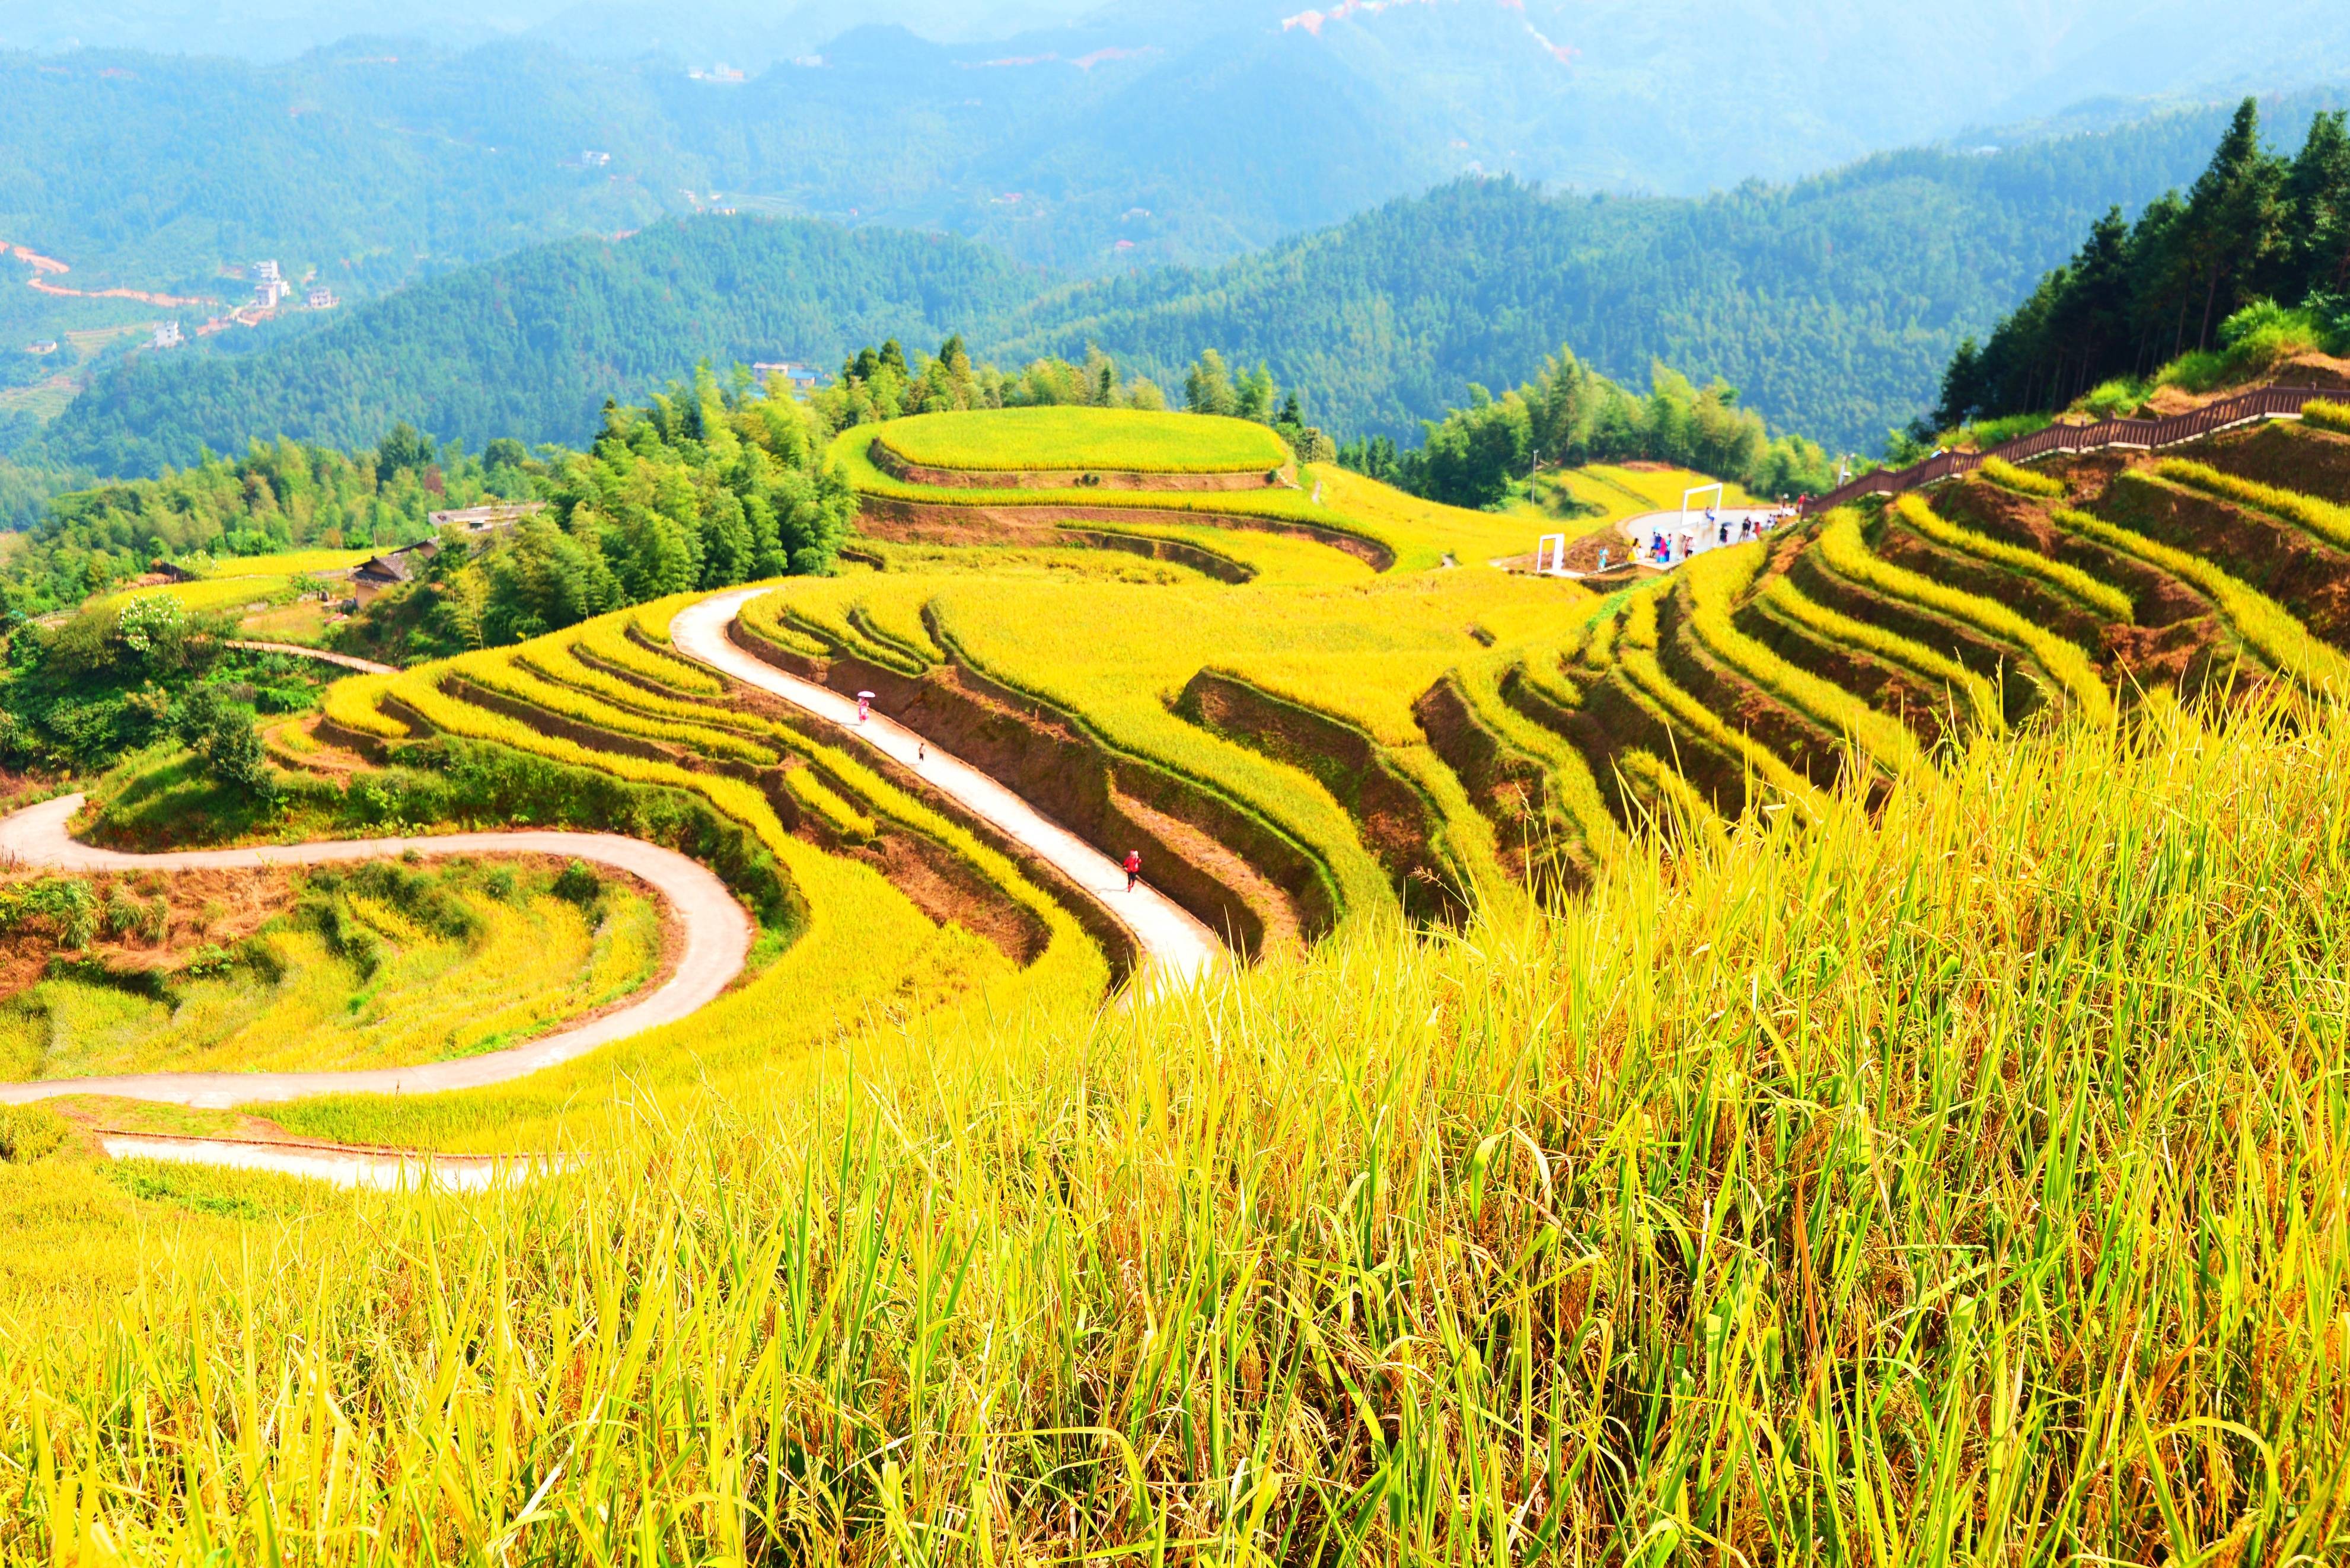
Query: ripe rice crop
569,596,730,695
104,575,294,615
1815,509,2115,727
1893,491,2132,620
1756,576,2006,734
872,406,1291,473
204,547,376,579
1309,464,1561,571
0,863,659,1079
318,673,408,739
767,557,1621,914
1614,644,1831,821
2052,506,2350,696
29,659,2342,1560
1975,454,2067,497
837,430,1401,560
1682,542,1926,776
2156,457,2350,551
2302,397,2350,435
456,647,782,765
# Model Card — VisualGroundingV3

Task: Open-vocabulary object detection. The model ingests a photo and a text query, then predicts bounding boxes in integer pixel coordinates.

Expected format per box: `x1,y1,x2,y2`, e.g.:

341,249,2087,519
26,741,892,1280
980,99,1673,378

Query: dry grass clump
12,699,2346,1561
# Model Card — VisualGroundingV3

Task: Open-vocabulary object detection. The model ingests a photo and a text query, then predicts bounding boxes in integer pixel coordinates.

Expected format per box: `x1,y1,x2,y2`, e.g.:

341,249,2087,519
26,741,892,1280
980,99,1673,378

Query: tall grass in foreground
9,702,2350,1563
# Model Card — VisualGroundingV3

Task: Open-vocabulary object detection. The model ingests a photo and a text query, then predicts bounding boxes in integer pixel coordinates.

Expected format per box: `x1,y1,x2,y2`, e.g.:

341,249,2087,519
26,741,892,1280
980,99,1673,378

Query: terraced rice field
0,860,659,1079
14,399,2350,1561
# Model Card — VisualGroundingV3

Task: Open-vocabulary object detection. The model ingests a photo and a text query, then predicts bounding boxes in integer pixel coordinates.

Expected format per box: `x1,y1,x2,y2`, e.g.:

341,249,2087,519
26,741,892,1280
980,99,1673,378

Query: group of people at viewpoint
1641,502,1803,567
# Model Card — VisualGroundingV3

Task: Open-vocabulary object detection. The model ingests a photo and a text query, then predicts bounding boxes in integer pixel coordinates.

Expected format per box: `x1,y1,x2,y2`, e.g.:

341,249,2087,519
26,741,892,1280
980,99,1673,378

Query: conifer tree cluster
1934,100,2350,428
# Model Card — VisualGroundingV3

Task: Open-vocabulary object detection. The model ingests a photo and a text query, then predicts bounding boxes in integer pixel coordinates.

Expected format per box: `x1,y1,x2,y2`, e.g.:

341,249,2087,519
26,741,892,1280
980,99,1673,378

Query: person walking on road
1123,850,1141,892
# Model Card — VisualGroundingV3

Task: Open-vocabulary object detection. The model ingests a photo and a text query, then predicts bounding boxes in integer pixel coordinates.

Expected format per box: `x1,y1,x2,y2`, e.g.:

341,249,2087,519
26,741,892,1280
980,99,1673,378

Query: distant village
148,258,339,351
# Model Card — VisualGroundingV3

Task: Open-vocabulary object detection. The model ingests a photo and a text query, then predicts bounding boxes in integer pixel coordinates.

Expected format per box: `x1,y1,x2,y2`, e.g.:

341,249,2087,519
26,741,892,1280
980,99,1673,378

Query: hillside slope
34,87,2350,477
38,219,1042,474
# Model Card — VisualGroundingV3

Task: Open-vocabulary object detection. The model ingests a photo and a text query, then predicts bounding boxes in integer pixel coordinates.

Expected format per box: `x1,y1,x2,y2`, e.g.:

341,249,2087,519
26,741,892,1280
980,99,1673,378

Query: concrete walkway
1618,507,1790,568
0,794,752,1111
226,640,398,675
671,589,1223,995
2,586,1221,1185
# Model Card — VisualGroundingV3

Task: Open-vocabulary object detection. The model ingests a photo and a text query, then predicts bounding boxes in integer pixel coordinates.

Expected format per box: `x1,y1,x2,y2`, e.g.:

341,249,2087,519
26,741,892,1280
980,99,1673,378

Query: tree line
815,337,1340,462
1933,100,2350,430
1337,350,1836,509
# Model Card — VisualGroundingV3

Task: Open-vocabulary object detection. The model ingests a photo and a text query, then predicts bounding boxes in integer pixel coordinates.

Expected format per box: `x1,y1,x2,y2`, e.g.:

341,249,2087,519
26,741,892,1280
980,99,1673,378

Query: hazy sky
0,0,1107,57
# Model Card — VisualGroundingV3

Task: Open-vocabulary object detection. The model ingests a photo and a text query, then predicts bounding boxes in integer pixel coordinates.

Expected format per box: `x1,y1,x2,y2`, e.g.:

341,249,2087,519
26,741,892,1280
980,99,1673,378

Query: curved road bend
671,589,1223,995
0,585,1219,1183
0,794,752,1113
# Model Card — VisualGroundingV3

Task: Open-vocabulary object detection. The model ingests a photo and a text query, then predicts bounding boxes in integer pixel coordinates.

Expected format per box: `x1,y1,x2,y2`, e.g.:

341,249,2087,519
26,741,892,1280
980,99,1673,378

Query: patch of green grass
872,406,1292,473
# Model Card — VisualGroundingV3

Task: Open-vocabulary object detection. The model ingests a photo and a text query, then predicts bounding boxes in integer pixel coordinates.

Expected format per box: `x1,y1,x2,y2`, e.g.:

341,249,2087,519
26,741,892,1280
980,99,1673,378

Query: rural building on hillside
305,285,338,309
352,541,440,603
148,321,183,349
754,360,823,392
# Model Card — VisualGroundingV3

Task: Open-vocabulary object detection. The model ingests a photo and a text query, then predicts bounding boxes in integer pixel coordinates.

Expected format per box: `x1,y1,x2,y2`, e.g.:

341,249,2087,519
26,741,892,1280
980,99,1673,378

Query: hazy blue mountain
42,87,2350,474
36,219,1043,473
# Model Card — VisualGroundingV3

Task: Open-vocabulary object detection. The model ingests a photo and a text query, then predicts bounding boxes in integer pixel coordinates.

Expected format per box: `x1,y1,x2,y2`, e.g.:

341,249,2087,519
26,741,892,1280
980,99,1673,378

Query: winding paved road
672,590,1222,994
2,589,1222,1183
0,794,752,1109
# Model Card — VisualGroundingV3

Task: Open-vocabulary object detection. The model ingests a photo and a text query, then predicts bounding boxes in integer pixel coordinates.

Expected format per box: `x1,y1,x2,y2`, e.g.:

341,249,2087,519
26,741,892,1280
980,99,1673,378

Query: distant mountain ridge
37,86,2350,475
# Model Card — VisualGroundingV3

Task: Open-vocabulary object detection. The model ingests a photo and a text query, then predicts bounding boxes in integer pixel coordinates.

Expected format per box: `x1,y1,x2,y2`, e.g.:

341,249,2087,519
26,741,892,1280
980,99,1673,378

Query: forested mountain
43,88,2347,475
1933,101,2350,428
999,91,2350,454
38,220,1042,474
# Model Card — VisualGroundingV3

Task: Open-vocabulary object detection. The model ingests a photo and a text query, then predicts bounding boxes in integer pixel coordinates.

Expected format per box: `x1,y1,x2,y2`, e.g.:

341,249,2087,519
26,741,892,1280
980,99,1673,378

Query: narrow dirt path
672,589,1223,993
0,794,751,1111
227,640,398,675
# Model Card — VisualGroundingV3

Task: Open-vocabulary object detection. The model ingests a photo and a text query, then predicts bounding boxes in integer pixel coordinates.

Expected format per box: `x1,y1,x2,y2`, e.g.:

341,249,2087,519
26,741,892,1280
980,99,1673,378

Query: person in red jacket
1123,850,1141,892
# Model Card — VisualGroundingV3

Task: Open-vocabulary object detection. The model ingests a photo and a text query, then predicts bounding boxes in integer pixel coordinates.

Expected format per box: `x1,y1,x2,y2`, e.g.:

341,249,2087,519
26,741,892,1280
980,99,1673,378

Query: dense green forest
12,363,846,633
0,367,850,773
35,221,1043,477
409,366,852,654
34,89,2348,479
995,92,2350,455
1933,101,2350,428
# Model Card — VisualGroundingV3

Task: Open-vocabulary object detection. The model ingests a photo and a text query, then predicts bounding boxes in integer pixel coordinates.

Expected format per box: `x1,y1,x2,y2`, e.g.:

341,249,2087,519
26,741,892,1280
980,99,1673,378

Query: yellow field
872,406,1290,472
12,408,2350,1560
0,866,658,1079
205,548,375,579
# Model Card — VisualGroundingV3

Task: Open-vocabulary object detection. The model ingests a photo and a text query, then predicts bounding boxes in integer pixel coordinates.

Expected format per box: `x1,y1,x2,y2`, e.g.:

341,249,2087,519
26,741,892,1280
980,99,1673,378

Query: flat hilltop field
4,397,2349,1563
871,405,1293,472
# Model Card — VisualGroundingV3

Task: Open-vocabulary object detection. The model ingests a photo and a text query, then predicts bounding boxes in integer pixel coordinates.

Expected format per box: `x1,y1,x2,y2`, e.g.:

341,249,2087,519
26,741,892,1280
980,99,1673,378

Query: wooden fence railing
1799,385,2339,516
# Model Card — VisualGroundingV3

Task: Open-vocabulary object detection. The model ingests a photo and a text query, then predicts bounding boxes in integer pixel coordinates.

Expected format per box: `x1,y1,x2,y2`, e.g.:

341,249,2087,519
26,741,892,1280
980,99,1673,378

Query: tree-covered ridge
11,367,850,673
1933,100,2350,429
1340,352,1836,509
12,426,497,614
34,91,2345,480
34,219,1043,478
421,368,852,653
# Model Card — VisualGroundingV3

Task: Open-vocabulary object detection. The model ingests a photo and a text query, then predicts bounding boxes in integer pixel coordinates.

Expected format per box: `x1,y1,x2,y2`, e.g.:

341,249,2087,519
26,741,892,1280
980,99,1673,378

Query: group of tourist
1638,503,1803,567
